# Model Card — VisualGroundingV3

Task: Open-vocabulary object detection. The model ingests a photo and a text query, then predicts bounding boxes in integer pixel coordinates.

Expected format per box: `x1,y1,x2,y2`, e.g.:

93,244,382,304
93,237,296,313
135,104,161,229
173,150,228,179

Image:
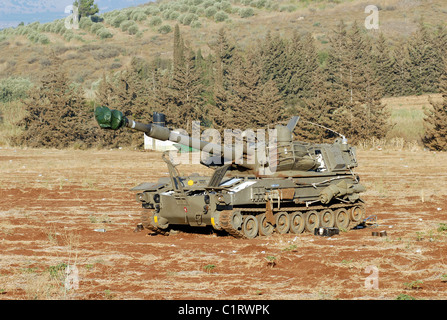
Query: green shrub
38,34,50,44
239,7,254,18
205,6,217,17
221,1,232,12
188,5,198,13
196,7,205,16
90,23,104,34
179,4,189,12
27,31,37,43
202,0,214,8
53,20,65,34
280,5,296,12
127,24,139,35
158,24,172,34
191,20,202,28
26,31,49,44
149,16,163,26
111,13,128,28
214,11,228,22
120,20,135,32
37,24,46,32
182,13,198,25
144,6,160,15
28,21,40,30
131,11,147,21
64,31,74,41
0,77,33,103
79,17,93,30
98,28,113,39
162,9,172,19
170,3,182,12
58,26,66,35
169,11,181,20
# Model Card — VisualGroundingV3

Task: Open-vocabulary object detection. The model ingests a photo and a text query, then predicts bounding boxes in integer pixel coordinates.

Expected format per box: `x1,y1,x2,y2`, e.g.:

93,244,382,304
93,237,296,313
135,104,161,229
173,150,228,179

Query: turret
94,106,358,176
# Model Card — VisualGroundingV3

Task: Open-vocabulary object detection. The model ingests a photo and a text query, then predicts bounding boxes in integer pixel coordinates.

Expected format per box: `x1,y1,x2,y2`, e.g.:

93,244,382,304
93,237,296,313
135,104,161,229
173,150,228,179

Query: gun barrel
125,117,250,158
95,106,254,161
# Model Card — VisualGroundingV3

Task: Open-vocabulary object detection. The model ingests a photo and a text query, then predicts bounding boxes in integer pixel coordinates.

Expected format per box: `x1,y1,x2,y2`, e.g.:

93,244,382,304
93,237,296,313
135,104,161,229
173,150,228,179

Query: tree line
13,20,447,150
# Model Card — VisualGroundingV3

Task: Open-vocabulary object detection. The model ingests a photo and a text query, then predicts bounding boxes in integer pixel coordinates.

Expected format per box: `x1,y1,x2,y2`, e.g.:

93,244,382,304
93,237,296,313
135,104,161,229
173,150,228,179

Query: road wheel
305,210,320,232
290,211,305,234
335,208,350,230
230,211,243,231
257,213,274,236
320,209,335,227
350,205,365,222
242,215,259,239
275,212,290,234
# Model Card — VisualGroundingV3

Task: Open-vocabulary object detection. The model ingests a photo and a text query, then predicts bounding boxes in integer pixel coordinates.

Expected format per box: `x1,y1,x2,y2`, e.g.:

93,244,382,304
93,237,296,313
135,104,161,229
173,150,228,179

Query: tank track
141,209,169,236
218,201,366,239
141,203,366,239
219,210,247,239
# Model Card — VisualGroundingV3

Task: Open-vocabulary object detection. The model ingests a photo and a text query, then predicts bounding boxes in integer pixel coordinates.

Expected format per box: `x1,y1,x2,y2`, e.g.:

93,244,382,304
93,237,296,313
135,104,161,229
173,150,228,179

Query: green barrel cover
94,106,125,130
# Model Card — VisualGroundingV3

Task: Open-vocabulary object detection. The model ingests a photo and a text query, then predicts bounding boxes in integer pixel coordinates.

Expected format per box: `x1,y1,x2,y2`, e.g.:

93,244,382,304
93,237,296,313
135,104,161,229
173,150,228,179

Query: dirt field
1,147,446,300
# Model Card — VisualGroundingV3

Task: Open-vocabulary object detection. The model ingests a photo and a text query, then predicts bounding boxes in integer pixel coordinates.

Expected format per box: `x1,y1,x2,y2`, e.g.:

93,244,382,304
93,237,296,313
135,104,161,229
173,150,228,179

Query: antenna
302,120,348,144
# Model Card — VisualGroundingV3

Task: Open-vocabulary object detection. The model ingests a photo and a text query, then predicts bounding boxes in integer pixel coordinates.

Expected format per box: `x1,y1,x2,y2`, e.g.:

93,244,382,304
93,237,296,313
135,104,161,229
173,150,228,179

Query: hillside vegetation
0,0,446,149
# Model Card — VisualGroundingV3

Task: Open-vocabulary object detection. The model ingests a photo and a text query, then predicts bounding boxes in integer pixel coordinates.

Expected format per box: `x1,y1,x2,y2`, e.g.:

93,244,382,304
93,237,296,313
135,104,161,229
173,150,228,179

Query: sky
0,0,153,29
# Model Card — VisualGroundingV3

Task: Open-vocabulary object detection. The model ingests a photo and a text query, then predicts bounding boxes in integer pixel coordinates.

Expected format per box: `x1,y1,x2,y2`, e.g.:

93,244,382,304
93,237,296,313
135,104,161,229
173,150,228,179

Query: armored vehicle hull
133,153,366,239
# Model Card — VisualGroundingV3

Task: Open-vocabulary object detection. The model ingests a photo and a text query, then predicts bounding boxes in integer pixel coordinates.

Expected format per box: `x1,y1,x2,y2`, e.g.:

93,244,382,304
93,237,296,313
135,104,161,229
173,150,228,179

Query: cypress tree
173,24,185,69
259,31,289,98
408,20,438,94
391,41,412,96
324,21,389,142
227,49,284,130
211,27,236,131
423,63,447,151
430,24,447,92
294,64,341,143
152,68,175,126
170,47,205,130
373,32,396,97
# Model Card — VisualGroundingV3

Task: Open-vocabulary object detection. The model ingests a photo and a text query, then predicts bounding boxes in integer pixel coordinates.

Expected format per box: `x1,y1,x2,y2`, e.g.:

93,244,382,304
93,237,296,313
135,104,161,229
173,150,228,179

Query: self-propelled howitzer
94,106,366,238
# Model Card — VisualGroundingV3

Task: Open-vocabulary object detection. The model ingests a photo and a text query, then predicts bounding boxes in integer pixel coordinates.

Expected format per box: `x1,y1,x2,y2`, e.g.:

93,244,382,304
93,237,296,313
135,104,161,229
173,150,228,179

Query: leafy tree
13,56,95,148
73,0,99,19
